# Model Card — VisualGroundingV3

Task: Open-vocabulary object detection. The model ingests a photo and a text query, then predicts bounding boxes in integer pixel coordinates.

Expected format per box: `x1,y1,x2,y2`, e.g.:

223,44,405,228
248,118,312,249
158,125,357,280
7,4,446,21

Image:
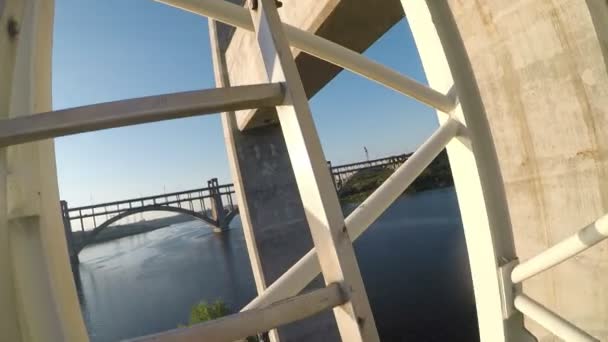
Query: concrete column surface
211,19,341,341
446,1,608,340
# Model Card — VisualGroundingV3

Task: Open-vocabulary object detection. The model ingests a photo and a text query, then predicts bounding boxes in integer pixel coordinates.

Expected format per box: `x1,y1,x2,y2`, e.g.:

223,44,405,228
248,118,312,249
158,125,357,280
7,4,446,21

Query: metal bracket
497,258,519,319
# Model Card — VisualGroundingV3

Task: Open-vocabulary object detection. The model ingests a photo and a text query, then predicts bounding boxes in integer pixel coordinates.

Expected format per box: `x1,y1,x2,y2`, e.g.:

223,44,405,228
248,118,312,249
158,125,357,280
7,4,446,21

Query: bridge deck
63,154,410,231
68,185,235,218
329,154,410,175
65,182,236,232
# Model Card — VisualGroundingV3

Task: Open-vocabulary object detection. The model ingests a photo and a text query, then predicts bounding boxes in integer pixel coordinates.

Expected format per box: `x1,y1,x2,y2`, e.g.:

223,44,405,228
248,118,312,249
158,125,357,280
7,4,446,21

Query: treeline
339,150,454,204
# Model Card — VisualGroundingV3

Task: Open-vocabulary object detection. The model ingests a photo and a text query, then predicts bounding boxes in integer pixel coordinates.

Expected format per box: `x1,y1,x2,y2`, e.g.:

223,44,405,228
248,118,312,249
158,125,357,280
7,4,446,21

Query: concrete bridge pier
208,178,229,232
60,179,239,263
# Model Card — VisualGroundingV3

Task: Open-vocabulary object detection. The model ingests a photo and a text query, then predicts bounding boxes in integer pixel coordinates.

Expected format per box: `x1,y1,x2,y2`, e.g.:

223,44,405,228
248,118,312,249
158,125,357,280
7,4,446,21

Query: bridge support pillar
208,178,228,232
210,21,340,341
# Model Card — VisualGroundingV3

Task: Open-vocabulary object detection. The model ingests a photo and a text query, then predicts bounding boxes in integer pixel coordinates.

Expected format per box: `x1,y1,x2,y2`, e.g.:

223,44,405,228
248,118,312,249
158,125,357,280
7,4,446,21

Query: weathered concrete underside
223,0,404,129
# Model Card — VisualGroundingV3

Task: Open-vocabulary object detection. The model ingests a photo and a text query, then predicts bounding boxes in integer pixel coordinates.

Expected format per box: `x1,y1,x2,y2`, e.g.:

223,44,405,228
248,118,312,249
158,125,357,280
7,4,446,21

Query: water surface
77,187,478,341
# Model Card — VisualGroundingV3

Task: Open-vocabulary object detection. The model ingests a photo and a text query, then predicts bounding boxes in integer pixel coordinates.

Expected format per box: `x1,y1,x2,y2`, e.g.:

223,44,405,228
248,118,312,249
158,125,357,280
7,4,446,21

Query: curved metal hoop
403,2,530,341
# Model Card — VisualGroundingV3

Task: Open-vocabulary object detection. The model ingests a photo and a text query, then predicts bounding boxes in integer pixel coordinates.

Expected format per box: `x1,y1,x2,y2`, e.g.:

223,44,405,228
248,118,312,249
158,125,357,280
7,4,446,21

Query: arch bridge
60,156,404,263
60,178,238,263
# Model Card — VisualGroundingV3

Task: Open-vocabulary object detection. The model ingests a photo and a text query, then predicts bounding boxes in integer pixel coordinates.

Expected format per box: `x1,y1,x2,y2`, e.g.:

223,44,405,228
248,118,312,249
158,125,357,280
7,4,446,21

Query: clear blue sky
53,0,438,208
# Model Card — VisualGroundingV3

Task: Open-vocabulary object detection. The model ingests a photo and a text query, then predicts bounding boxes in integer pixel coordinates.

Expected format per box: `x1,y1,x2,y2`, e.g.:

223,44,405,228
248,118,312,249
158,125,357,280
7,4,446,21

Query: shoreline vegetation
182,301,261,342
338,150,453,204
76,150,453,247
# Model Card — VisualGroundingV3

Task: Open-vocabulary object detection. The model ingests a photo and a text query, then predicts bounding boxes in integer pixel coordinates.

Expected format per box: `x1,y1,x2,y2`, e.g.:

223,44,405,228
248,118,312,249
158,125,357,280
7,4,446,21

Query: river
76,187,479,341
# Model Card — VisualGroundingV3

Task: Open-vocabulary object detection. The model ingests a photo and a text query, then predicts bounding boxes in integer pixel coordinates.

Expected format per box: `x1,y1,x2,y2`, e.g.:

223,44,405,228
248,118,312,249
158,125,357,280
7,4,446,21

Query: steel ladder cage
1,1,604,341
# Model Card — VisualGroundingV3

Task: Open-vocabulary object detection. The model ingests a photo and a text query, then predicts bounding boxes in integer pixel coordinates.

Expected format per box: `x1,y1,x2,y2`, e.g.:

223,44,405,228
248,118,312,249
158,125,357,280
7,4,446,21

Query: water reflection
77,188,478,341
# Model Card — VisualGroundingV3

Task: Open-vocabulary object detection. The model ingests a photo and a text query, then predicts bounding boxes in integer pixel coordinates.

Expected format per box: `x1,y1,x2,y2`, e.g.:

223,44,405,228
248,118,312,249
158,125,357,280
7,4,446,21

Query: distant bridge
61,154,408,263
329,153,410,192
61,178,238,263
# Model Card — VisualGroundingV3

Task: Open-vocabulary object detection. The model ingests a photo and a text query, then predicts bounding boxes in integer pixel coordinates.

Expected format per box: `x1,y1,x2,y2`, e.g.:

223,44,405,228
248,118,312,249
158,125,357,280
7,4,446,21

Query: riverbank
339,150,453,204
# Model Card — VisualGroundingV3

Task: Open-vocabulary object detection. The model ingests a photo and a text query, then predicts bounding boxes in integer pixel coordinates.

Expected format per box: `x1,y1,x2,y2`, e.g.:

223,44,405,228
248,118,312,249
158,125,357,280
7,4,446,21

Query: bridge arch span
75,205,220,255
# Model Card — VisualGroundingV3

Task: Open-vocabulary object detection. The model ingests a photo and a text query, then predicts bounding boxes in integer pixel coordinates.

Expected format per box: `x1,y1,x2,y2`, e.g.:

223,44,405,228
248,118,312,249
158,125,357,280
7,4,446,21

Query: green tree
184,300,261,342
188,300,228,325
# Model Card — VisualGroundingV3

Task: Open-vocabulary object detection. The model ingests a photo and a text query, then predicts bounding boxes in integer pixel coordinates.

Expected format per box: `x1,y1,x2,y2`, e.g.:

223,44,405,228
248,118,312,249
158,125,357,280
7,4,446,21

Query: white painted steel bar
514,294,599,342
127,283,345,342
0,83,284,147
154,0,456,113
511,213,608,284
284,26,455,113
243,118,461,310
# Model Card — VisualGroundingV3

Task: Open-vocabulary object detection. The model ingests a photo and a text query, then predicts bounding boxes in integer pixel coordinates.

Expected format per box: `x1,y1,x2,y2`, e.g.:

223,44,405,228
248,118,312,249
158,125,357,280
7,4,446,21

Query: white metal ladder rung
0,83,283,147
127,283,347,342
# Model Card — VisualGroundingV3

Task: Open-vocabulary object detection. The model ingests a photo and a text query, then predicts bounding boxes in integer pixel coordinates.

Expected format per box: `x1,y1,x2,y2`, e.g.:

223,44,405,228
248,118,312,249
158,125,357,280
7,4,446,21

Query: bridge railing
65,151,409,232
329,154,411,192
66,154,403,229
67,184,234,213
329,153,410,175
